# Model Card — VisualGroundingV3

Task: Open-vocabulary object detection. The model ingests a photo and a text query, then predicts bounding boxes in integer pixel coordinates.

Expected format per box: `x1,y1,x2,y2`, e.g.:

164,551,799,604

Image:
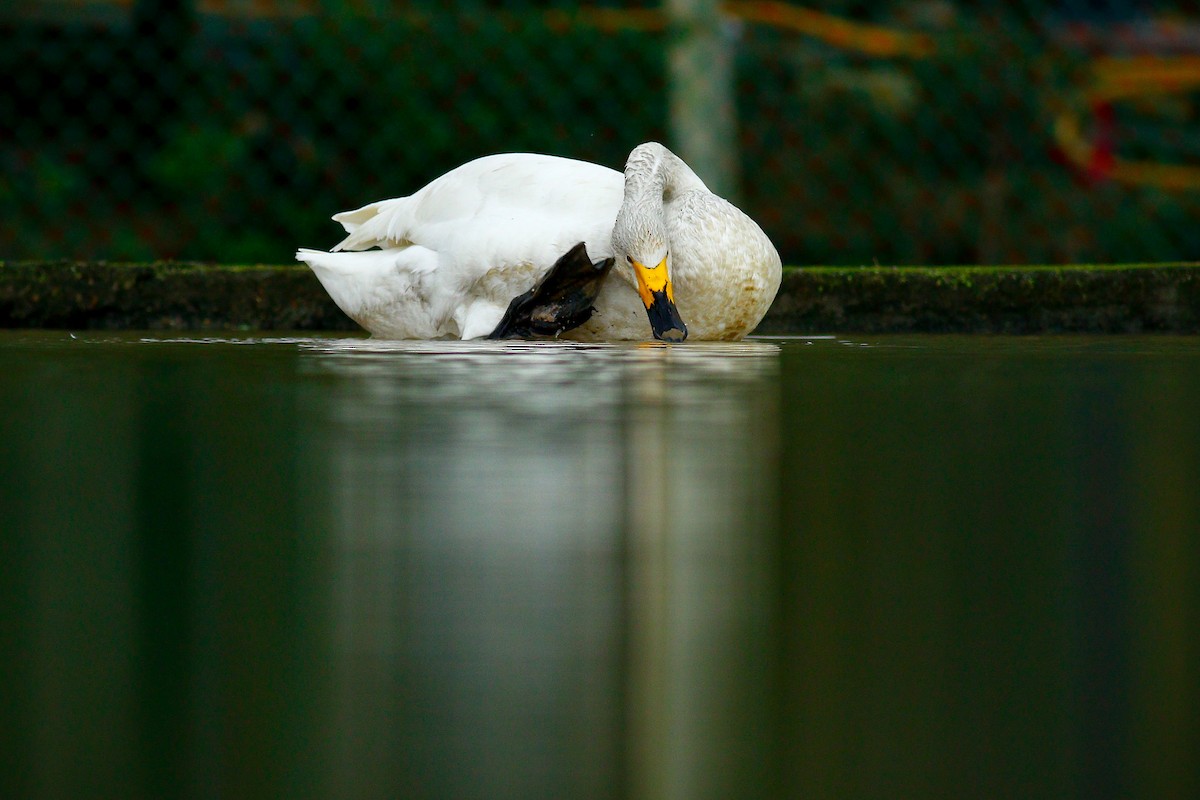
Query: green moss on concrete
2,260,1199,333
0,260,356,331
763,263,1200,333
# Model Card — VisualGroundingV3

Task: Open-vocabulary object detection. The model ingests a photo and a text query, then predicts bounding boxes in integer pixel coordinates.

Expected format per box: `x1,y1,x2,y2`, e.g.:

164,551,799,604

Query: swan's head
612,210,688,343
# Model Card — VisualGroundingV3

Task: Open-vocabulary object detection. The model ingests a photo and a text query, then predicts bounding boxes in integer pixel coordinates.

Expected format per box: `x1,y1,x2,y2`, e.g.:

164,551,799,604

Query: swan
296,142,781,341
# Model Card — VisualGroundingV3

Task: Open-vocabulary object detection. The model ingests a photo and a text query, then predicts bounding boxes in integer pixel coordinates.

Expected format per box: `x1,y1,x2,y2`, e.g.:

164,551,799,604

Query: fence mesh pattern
4,1,1200,266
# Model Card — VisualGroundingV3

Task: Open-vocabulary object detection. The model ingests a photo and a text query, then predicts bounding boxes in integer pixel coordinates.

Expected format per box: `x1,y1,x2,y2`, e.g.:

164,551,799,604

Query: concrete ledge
0,261,357,332
762,264,1200,334
2,261,1199,334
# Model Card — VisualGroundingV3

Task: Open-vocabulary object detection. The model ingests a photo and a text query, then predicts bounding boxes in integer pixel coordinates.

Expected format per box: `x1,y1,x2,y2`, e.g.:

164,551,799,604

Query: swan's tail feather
297,248,395,322
297,245,441,324
330,198,409,252
296,247,387,275
331,202,384,232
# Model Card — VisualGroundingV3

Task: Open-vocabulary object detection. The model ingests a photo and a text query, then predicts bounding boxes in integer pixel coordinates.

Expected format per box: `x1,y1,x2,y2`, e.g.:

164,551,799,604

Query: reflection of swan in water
300,338,779,417
306,337,782,798
299,336,781,368
300,337,782,552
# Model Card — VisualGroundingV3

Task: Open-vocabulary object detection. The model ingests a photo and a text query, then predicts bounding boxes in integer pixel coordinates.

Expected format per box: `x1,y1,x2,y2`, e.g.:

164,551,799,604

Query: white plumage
297,142,781,341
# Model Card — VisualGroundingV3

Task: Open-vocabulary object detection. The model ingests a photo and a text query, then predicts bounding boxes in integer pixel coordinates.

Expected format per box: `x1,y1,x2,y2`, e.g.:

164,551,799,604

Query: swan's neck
611,143,708,285
623,142,709,208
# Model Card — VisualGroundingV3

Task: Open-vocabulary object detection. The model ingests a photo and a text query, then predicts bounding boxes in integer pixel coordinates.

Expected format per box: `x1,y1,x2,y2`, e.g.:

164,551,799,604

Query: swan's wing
331,153,623,256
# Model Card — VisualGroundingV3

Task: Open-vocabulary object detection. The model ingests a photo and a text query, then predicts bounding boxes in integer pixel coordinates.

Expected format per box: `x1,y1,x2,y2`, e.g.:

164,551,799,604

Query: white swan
297,142,781,341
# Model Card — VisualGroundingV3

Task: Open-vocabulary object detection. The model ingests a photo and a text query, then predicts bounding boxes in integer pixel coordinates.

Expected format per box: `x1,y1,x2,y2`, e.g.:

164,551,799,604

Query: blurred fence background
3,0,1200,266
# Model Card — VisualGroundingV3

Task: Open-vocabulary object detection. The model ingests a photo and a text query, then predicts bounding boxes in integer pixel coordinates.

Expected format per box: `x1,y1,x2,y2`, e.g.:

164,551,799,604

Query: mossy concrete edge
763,263,1200,334
2,260,1199,333
0,261,357,332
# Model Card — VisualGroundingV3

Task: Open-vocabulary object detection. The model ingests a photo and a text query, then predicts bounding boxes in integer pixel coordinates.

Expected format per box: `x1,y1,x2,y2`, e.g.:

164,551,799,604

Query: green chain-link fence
4,1,1199,266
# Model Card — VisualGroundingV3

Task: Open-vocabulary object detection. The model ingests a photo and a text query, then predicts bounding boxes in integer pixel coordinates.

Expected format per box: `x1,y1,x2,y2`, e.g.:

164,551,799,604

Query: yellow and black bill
632,257,688,342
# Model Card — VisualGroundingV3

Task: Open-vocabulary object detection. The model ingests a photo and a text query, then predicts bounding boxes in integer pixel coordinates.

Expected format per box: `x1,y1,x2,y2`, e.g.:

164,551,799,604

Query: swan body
297,143,781,341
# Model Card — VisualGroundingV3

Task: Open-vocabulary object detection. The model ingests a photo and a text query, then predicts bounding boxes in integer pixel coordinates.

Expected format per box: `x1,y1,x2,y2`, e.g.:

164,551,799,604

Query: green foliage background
2,1,1198,265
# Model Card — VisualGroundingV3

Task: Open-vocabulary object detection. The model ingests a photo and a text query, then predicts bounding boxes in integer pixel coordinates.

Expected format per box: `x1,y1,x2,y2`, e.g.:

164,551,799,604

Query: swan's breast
666,193,782,340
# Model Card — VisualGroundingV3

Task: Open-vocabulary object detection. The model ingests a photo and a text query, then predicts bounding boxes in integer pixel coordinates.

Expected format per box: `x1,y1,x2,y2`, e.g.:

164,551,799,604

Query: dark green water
1,331,1198,799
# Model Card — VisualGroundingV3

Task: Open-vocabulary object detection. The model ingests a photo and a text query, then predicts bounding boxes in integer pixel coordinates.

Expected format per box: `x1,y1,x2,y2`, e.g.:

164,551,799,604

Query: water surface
1,331,1198,799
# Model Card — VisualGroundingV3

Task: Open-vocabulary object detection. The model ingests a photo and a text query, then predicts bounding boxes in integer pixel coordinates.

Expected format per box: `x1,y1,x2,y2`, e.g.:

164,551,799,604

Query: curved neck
623,142,709,206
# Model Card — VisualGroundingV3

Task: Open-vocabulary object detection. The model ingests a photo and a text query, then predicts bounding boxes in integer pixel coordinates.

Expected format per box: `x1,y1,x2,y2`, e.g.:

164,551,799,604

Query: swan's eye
626,255,633,264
